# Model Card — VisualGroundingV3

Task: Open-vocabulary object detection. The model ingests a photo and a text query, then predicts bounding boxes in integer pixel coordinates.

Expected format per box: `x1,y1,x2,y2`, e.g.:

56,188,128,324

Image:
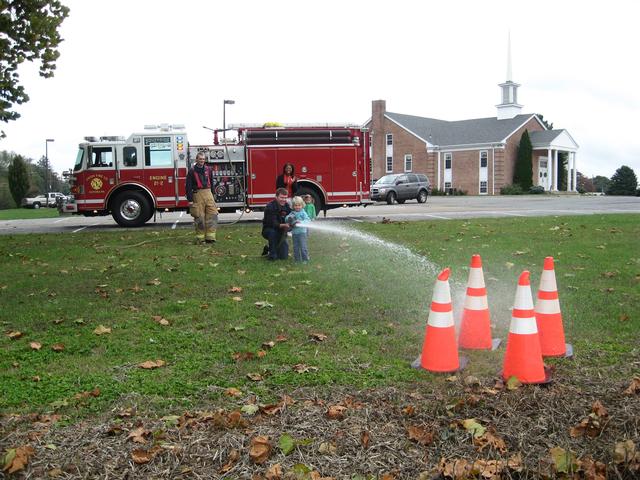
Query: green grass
0,214,638,419
0,207,60,220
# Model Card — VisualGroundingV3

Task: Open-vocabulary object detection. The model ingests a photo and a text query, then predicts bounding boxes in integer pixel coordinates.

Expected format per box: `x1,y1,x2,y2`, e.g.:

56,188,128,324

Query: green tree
7,154,29,206
513,130,533,190
592,175,610,193
535,113,554,130
0,1,70,137
606,165,638,195
557,152,568,191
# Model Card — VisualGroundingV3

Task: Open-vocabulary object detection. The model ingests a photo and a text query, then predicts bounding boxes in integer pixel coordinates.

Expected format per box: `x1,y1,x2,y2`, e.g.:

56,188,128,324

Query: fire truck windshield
74,148,84,171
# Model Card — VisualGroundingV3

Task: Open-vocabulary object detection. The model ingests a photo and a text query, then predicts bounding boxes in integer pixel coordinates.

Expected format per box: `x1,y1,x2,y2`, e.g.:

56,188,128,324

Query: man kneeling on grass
261,188,291,260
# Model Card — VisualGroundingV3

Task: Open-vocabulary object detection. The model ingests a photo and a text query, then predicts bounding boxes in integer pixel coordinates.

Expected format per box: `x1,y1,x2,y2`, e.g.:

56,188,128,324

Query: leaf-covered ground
1,214,639,478
2,364,639,479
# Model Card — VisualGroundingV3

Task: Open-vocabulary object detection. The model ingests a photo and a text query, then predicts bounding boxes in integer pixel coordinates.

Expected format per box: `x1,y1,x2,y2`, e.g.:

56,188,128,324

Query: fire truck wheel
296,187,323,212
386,192,397,205
111,191,151,228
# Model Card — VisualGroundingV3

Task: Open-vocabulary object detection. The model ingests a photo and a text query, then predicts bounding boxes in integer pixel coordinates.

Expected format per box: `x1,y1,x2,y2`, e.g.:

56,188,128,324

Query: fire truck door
117,144,142,183
248,148,278,206
143,136,176,206
84,146,116,207
331,148,358,202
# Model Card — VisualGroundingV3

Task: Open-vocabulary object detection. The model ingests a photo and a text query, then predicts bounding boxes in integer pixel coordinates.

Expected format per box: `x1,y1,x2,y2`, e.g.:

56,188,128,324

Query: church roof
529,130,564,143
385,112,540,147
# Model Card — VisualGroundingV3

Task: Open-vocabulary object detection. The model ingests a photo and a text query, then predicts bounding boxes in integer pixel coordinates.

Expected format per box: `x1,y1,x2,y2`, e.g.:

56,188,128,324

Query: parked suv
370,173,431,204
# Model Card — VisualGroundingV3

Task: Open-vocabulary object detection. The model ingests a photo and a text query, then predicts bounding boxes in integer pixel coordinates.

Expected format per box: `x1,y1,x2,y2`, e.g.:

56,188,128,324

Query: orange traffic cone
535,257,571,357
458,254,499,350
413,268,461,373
502,271,549,384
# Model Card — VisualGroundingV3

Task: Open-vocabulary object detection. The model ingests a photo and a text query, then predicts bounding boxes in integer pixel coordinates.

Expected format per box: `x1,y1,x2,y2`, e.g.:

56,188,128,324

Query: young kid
285,196,311,262
303,194,316,220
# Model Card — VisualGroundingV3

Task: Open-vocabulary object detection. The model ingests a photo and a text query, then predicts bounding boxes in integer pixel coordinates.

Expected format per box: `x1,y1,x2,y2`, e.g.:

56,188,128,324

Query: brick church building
365,58,579,195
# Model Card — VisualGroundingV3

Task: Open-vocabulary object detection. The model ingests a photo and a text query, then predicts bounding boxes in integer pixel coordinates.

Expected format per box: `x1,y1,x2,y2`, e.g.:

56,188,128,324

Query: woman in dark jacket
275,163,298,199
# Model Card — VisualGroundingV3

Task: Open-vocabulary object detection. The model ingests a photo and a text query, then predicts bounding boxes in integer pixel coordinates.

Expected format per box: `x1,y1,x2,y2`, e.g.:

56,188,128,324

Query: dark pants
262,228,289,260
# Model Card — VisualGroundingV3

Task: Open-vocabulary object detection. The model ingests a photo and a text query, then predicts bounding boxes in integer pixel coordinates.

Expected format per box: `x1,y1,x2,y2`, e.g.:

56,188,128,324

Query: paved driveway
1,195,638,235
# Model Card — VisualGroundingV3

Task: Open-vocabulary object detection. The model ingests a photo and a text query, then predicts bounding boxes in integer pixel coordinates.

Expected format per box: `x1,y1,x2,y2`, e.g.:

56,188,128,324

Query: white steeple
497,31,522,120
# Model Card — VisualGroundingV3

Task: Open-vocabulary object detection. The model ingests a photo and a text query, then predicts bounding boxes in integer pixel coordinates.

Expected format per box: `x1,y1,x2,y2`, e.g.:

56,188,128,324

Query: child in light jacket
285,196,311,262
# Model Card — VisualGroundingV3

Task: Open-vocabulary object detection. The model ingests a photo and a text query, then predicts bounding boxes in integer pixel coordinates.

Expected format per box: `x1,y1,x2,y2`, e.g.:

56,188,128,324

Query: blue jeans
262,228,289,260
292,232,309,262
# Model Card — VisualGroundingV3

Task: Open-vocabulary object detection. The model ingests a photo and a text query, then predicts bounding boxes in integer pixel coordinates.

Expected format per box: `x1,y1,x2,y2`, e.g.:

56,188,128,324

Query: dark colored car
370,173,431,204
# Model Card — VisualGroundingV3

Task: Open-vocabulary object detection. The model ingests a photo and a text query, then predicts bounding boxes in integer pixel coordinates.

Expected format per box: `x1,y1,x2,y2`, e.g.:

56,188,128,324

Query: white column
572,152,578,192
437,150,441,190
546,148,552,191
552,150,559,191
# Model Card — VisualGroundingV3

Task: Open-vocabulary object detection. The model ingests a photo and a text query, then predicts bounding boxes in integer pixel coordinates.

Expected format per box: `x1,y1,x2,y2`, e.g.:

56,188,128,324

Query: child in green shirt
303,194,316,220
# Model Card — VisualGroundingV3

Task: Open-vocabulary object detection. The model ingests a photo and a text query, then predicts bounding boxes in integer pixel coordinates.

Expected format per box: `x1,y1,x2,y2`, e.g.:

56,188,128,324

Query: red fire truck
60,123,372,227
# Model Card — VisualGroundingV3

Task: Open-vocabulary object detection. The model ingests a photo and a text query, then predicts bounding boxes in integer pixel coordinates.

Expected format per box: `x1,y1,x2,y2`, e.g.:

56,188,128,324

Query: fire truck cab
63,124,189,227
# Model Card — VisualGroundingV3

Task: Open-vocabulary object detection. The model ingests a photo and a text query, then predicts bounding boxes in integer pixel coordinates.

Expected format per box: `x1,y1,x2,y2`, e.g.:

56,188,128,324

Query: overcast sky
2,0,639,179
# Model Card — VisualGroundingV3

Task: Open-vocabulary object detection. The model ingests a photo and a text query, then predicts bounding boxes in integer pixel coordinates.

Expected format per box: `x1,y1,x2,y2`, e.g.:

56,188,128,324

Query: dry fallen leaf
29,342,42,350
310,332,328,342
407,425,434,445
131,446,161,464
127,426,150,444
73,388,101,400
249,435,272,464
152,315,170,326
93,325,111,335
2,445,35,474
293,363,318,374
254,301,274,309
146,278,161,286
228,286,243,293
247,373,263,381
138,360,166,369
219,449,240,473
624,376,640,395
361,430,370,449
326,405,347,420
265,462,283,480
231,296,242,302
6,331,23,340
51,343,65,352
225,387,242,397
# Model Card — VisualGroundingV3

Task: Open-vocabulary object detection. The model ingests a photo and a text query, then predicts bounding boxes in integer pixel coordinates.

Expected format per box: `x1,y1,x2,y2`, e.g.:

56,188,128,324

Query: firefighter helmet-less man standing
186,152,218,243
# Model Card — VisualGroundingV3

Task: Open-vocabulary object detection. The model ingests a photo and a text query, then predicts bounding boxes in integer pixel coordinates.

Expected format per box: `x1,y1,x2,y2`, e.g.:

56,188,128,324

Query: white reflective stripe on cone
463,295,489,310
535,298,561,314
539,270,558,291
467,268,486,288
514,286,534,309
428,310,454,328
509,316,538,334
432,282,451,304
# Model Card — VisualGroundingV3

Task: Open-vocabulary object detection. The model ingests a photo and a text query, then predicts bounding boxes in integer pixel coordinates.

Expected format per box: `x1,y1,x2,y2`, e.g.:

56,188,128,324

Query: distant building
365,44,579,195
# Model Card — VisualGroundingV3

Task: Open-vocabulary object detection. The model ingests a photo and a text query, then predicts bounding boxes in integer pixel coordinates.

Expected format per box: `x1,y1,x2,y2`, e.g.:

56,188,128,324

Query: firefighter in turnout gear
186,152,218,243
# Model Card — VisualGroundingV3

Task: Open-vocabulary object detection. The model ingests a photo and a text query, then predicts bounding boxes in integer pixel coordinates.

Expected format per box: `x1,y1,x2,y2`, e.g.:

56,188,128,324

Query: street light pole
223,99,235,143
45,138,55,201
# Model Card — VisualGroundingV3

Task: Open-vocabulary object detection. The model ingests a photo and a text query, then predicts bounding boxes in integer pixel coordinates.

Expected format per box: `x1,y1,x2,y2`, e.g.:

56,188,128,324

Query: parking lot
1,195,639,235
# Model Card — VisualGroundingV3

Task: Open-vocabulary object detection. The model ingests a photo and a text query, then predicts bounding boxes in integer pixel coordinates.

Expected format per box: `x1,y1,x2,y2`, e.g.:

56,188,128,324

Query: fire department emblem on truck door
91,177,103,190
